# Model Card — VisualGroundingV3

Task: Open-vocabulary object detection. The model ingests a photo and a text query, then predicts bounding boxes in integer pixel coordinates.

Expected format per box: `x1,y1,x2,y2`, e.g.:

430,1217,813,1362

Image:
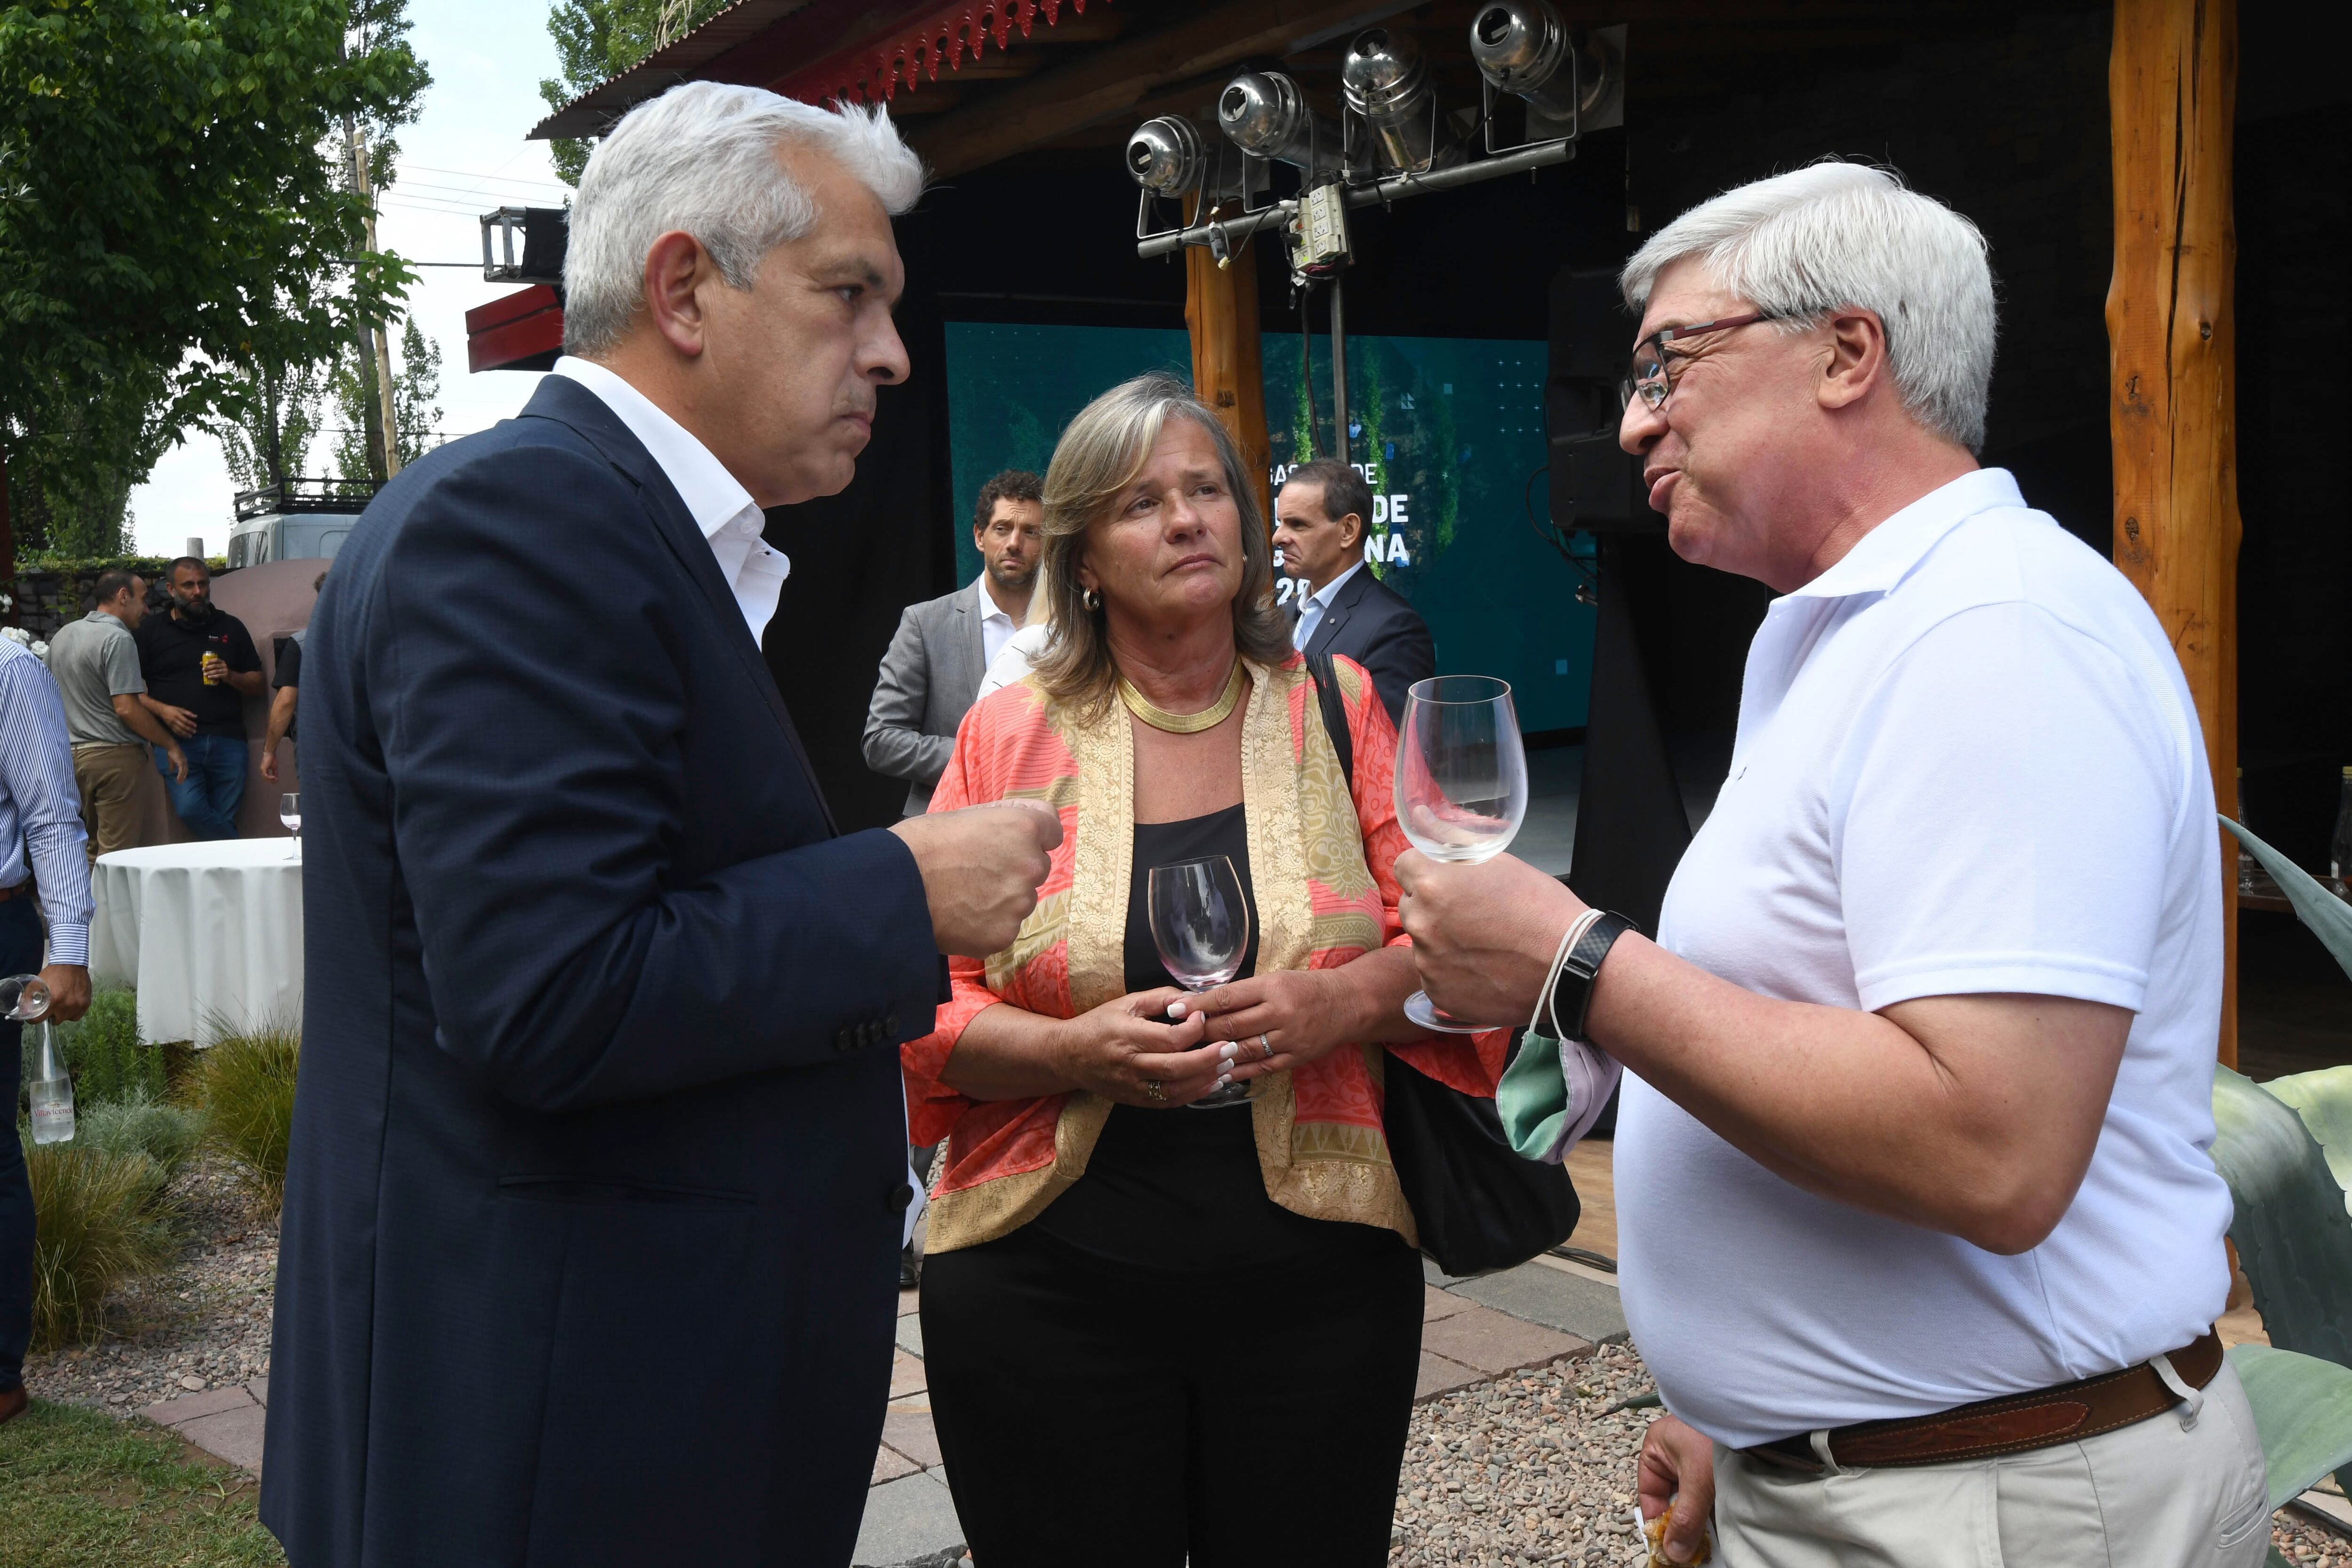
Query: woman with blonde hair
903,374,1507,1565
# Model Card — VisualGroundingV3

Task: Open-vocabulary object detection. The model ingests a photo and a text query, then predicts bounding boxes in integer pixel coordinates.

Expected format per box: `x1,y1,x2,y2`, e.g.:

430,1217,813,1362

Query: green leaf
2211,1066,2352,1369
2227,1343,2352,1512
2225,817,2352,982
2263,1067,2352,1219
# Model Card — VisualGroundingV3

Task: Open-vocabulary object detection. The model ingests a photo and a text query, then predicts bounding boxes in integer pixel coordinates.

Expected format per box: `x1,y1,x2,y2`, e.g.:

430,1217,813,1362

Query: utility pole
346,119,402,480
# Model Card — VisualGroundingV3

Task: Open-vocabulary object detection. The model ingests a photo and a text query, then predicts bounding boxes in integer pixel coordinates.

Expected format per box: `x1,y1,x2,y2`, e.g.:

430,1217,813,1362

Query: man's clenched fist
890,799,1062,958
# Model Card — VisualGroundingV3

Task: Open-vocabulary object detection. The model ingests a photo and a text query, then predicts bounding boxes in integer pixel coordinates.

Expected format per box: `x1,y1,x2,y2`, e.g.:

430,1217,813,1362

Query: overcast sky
129,0,567,555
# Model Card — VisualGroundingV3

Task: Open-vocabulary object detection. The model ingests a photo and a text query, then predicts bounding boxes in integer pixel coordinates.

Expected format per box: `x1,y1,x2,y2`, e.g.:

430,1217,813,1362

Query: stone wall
7,558,223,640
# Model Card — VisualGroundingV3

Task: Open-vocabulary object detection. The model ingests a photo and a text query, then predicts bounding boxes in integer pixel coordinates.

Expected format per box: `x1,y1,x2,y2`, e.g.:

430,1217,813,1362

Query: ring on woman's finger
1143,1079,1167,1102
1256,1032,1275,1061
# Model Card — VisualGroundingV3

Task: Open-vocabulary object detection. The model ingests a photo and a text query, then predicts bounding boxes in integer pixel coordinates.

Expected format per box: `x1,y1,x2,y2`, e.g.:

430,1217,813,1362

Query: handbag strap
1303,651,1354,791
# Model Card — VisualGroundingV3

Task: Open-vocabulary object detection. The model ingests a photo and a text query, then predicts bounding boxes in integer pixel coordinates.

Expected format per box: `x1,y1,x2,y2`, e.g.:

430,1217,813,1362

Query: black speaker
1546,265,1655,533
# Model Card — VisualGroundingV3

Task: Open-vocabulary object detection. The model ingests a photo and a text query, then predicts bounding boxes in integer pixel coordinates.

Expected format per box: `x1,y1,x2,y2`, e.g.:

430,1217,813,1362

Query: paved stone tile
890,1348,927,1400
1414,1351,1488,1402
898,1287,921,1318
881,1402,942,1468
1420,1302,1591,1377
176,1404,268,1473
851,1469,963,1568
1423,1284,1468,1322
872,1444,922,1486
1447,1257,1629,1346
895,1314,924,1357
247,1376,269,1407
140,1384,256,1426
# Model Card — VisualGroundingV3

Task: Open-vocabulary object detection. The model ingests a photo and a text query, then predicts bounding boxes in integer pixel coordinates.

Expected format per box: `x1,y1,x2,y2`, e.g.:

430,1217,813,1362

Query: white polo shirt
1615,468,2233,1449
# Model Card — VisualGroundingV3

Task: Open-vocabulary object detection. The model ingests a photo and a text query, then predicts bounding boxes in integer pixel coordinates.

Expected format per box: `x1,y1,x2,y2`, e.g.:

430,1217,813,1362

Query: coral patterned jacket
902,649,1508,1254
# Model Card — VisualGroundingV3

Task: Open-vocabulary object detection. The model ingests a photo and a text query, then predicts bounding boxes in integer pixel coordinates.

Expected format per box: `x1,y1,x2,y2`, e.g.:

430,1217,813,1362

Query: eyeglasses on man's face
1620,311,1782,413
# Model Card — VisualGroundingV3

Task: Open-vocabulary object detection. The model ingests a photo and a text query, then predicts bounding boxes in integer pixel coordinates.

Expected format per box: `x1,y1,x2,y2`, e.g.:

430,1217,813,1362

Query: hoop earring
1083,587,1102,613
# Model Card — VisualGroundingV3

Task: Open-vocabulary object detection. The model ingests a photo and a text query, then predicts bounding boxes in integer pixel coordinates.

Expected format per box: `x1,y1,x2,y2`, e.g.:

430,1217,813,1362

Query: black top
135,608,261,739
1028,802,1395,1274
272,635,302,740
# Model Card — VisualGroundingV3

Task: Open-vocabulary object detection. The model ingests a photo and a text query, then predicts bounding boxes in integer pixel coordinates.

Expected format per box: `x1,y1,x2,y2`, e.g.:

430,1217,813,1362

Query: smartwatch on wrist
1546,911,1635,1042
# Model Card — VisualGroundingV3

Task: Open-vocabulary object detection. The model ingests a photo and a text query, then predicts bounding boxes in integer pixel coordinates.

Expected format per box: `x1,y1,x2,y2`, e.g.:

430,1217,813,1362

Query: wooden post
2107,0,2241,1066
1184,213,1272,533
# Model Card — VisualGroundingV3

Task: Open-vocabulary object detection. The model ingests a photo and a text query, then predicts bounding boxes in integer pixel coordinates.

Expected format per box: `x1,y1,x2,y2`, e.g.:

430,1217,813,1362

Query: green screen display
943,322,1596,733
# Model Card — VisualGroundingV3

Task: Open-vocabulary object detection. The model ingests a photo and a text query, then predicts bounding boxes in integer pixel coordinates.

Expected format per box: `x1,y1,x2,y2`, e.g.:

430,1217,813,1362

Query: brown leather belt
0,882,26,905
1740,1329,2223,1473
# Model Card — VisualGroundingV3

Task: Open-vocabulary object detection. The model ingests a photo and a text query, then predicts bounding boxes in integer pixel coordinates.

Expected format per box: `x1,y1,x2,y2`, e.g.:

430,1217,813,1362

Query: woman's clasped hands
1050,987,1234,1108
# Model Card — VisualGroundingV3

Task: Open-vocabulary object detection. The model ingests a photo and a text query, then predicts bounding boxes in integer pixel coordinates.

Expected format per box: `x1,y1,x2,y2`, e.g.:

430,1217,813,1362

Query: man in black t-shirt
135,557,264,839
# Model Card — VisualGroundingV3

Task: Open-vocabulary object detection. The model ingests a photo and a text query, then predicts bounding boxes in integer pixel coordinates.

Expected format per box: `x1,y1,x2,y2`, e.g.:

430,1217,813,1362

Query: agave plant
2211,818,2352,1565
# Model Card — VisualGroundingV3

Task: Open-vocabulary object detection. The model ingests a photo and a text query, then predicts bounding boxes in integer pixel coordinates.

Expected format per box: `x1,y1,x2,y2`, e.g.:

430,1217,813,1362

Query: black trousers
921,1222,1424,1568
0,894,42,1391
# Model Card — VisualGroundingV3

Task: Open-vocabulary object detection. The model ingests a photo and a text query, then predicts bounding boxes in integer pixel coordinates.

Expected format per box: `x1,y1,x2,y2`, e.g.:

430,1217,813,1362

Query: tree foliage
329,316,442,480
211,359,333,494
0,0,430,553
539,0,726,184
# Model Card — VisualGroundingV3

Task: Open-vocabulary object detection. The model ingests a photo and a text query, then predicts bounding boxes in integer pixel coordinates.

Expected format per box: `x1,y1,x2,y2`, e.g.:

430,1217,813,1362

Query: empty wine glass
1148,855,1253,1110
1395,675,1528,1033
0,973,51,1023
280,792,302,859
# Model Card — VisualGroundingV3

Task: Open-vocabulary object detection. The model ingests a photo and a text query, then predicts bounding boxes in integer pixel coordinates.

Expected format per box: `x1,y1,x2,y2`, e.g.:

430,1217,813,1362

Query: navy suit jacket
260,376,942,1568
1300,565,1437,724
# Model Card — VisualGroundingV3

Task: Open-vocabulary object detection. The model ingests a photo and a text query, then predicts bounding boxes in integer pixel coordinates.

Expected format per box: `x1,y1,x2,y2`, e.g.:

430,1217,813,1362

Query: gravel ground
20,1154,277,1414
1392,1342,1664,1567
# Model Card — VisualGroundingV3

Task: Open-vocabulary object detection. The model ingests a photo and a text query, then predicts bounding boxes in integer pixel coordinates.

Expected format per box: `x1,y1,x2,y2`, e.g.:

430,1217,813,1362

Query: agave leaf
2228,1343,2352,1512
2210,1067,2352,1369
2223,816,2352,981
2262,1067,2352,1220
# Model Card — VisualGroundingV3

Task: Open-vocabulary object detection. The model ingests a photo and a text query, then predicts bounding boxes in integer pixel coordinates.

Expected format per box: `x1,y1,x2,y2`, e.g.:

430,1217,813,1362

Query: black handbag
1303,653,1582,1276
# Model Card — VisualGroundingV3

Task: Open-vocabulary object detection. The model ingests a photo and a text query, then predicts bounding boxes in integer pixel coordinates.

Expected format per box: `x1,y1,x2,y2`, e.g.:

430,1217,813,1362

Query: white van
226,479,382,570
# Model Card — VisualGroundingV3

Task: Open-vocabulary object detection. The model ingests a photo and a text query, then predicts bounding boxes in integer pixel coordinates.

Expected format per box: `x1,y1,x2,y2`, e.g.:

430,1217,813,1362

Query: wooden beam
1184,207,1271,536
2106,0,2241,1065
908,0,1415,179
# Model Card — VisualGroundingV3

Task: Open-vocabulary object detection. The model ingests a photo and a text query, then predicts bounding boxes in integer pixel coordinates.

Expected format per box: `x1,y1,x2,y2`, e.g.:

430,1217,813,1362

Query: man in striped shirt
0,632,95,1426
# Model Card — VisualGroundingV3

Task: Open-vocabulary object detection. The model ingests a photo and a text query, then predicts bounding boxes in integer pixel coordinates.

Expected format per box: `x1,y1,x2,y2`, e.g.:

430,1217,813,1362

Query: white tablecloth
90,840,303,1046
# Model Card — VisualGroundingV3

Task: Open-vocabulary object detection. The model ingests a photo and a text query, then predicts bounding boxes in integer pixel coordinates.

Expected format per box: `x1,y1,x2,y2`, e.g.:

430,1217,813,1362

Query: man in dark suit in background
864,468,1042,817
1274,455,1436,723
261,82,1058,1568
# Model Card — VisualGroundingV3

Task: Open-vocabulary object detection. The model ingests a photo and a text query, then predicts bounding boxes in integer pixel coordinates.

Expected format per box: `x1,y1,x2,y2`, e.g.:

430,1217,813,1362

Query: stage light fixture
1217,71,1341,183
1469,1,1622,138
1126,116,1209,197
1342,28,1462,175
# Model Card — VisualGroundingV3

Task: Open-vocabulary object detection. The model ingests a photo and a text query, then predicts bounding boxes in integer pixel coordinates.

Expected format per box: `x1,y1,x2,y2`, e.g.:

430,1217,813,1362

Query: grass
23,1135,175,1352
0,1398,286,1566
76,1093,207,1187
195,1025,300,1217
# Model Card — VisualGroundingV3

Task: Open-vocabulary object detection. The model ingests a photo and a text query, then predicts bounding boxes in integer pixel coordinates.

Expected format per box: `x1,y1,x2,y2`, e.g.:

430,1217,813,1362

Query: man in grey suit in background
864,469,1043,817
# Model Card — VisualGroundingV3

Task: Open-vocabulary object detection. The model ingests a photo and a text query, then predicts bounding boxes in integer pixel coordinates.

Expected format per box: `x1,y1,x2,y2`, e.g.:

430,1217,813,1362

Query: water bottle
27,1021,73,1145
2,974,71,1145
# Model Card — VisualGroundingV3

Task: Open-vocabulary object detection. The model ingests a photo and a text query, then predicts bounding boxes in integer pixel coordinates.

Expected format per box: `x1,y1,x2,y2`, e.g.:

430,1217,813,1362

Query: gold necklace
1118,659,1246,734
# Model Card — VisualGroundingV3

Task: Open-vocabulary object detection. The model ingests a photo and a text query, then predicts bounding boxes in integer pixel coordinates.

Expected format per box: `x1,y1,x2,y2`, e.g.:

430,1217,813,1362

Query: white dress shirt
552,357,790,642
1290,559,1364,652
974,574,1025,675
1616,468,2231,1448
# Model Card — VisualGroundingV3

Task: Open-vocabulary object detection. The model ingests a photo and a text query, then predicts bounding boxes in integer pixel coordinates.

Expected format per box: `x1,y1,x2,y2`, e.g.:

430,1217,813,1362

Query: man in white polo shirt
1396,161,2264,1566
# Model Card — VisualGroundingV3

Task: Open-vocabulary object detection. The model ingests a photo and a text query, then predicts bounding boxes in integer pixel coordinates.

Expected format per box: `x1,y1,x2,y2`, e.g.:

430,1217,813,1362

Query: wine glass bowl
1147,855,1253,1109
280,793,302,859
1395,676,1528,1033
0,973,51,1023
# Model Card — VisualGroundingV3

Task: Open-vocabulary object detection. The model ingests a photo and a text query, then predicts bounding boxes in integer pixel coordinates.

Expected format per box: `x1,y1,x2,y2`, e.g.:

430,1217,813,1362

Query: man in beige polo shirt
47,570,185,859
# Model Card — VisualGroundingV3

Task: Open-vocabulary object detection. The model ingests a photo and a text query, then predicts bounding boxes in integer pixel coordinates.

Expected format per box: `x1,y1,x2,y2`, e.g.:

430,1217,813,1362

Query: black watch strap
1548,911,1635,1042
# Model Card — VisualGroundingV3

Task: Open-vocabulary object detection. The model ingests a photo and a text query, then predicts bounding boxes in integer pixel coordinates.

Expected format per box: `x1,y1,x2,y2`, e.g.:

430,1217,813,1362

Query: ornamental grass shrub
75,1091,207,1187
22,1135,174,1351
52,987,165,1107
196,1023,301,1215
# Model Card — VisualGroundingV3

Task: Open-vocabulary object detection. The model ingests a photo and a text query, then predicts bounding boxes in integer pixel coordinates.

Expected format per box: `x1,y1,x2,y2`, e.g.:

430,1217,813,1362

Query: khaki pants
1710,1361,2271,1568
72,743,172,862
